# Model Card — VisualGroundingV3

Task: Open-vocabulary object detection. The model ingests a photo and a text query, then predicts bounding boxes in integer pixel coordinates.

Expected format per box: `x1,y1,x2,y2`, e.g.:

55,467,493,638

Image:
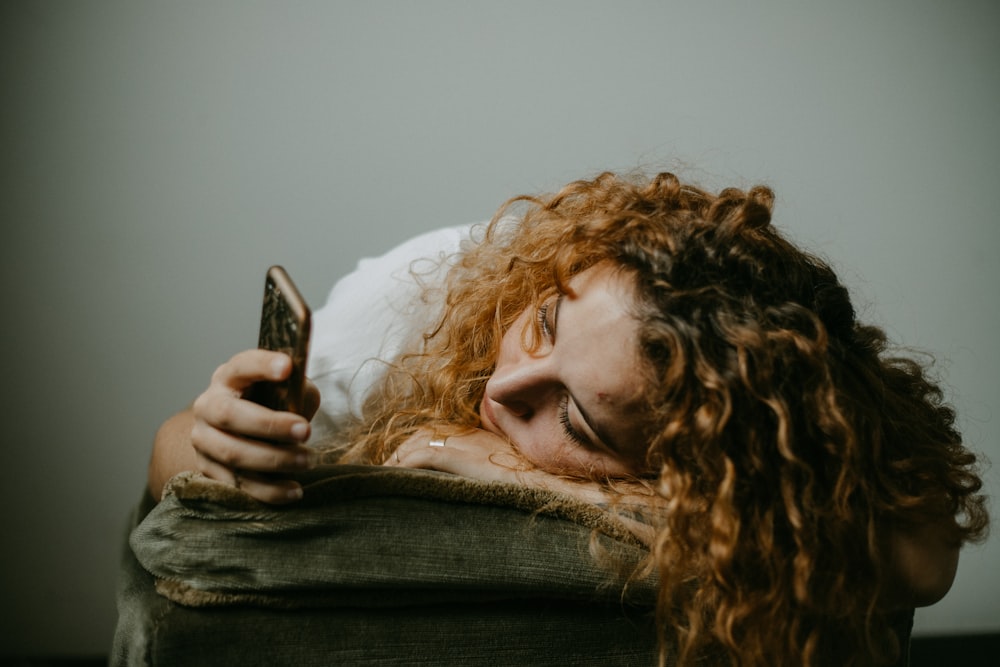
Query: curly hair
339,171,989,666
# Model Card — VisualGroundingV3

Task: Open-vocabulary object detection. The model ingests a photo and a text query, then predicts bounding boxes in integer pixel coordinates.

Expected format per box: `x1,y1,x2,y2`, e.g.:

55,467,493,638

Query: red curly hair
339,171,988,666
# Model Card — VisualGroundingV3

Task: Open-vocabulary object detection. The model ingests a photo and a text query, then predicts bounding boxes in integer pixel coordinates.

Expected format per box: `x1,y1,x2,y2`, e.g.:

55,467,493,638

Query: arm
148,408,200,499
384,427,659,543
147,349,320,504
386,430,966,575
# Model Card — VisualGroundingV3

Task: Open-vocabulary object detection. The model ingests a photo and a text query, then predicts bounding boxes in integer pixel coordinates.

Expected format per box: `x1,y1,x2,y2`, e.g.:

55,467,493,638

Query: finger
195,448,243,485
230,470,305,504
196,453,304,504
193,388,311,445
384,445,448,470
211,349,292,394
381,447,402,466
387,434,496,471
301,379,321,420
391,444,522,486
191,419,314,473
383,443,443,468
383,430,446,467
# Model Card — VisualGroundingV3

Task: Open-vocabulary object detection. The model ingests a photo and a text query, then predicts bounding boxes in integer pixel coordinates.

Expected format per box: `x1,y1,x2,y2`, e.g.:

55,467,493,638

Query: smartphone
243,265,312,415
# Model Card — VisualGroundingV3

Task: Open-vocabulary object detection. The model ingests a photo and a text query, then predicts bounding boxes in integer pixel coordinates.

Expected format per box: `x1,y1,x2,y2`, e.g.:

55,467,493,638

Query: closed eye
558,396,588,446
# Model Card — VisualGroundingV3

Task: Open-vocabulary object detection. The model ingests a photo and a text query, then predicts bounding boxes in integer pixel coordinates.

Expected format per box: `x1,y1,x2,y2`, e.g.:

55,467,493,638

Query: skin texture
479,263,646,476
148,266,649,504
148,351,319,504
383,263,655,512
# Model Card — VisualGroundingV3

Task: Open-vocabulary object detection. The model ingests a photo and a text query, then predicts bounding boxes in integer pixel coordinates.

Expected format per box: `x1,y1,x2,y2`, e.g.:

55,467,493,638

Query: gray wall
2,0,997,657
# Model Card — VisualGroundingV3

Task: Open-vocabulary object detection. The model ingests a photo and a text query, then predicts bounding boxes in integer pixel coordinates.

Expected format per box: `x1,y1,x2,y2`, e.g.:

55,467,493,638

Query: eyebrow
553,292,623,456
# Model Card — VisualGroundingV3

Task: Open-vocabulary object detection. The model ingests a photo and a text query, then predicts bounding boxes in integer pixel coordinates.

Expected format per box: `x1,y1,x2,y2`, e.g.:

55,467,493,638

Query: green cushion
113,465,661,666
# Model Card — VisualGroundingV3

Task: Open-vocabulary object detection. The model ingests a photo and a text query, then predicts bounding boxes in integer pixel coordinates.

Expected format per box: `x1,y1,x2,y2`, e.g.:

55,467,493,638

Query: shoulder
306,223,480,436
310,223,476,347
352,224,474,278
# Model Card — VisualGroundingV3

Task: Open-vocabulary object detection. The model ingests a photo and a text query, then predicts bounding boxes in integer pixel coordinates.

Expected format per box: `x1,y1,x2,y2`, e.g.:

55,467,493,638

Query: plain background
1,0,997,658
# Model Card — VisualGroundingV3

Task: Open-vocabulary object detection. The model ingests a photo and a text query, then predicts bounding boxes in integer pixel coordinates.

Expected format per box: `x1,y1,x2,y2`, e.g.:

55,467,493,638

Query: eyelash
537,302,552,339
537,299,583,446
558,396,587,445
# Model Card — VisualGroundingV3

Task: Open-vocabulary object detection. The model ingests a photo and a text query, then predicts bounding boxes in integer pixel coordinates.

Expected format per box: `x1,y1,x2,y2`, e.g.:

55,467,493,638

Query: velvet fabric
112,465,912,666
112,465,660,666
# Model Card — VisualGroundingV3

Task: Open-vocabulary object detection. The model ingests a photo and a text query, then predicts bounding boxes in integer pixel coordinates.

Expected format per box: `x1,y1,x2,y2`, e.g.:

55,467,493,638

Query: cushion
113,465,661,666
132,465,654,609
114,465,913,666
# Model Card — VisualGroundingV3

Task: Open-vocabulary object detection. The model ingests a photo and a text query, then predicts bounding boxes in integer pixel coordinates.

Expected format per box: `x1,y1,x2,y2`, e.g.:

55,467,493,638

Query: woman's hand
382,427,648,508
148,349,320,504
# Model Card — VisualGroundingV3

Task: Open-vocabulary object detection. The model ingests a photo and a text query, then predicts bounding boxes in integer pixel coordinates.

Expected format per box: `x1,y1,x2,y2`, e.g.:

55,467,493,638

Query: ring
394,451,401,463
428,438,447,447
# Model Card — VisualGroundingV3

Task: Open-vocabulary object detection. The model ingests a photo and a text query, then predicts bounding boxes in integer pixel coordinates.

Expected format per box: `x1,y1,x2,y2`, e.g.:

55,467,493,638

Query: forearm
147,408,199,501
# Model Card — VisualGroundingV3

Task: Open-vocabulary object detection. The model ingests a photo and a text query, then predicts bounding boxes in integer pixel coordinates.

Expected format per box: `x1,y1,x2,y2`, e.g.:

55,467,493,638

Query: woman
149,172,988,667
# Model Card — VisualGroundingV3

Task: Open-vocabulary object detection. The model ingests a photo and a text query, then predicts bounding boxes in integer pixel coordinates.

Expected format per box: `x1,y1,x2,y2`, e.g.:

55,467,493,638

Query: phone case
244,266,312,414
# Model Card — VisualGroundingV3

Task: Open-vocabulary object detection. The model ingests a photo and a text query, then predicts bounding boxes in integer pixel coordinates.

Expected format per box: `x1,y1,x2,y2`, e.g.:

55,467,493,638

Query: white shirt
306,224,475,441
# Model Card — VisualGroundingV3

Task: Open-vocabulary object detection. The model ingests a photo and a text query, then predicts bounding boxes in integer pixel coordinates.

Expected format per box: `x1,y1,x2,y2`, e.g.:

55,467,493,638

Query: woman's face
479,263,648,477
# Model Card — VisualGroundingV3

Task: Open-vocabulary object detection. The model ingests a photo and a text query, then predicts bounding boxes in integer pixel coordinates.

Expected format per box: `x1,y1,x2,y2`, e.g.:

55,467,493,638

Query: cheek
516,428,633,478
514,434,564,471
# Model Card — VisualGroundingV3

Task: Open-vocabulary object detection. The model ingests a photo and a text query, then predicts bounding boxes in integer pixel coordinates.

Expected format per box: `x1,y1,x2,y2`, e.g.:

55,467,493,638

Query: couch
112,464,912,666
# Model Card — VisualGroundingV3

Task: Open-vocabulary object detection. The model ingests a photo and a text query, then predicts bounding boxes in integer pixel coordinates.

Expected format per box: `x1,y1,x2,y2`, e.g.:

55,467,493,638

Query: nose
486,353,558,419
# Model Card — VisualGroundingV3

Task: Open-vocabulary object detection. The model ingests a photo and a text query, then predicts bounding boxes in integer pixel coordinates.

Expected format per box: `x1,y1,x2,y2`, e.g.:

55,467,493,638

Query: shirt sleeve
306,224,475,441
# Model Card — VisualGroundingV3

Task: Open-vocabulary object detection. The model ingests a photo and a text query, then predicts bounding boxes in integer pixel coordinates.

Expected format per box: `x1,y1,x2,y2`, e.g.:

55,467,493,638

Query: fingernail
291,422,309,441
296,451,316,469
287,486,303,500
271,356,289,378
